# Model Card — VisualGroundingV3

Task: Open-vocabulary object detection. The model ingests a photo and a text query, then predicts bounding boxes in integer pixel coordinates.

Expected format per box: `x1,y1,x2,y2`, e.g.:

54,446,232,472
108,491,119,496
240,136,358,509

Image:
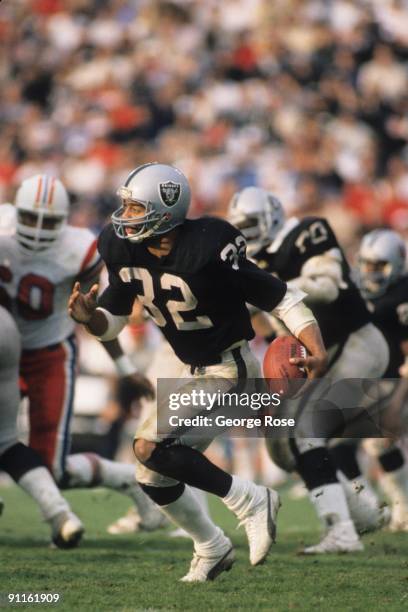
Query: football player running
69,162,328,582
356,229,408,531
0,179,165,533
228,186,390,554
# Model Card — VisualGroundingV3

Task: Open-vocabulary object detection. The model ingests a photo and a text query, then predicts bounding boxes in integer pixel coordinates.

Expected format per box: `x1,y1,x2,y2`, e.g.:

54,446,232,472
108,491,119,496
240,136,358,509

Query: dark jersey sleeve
96,225,135,316
97,268,135,315
213,220,287,311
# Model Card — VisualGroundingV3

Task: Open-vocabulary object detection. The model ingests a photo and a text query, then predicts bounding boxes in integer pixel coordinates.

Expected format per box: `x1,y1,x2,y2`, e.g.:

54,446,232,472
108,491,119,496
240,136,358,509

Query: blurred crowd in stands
1,0,407,250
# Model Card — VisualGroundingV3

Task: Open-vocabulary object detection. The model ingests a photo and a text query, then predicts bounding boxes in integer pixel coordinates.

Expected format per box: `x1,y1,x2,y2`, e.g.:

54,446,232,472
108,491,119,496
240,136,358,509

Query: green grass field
1,484,407,611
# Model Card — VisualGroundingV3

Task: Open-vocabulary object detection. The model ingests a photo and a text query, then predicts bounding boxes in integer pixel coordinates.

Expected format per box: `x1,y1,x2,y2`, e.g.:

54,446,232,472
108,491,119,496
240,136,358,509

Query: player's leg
107,340,208,535
134,342,280,579
62,452,166,531
22,338,77,480
290,436,363,554
0,442,84,548
290,323,389,553
135,460,234,582
367,438,408,531
0,311,82,547
330,440,391,533
23,337,164,530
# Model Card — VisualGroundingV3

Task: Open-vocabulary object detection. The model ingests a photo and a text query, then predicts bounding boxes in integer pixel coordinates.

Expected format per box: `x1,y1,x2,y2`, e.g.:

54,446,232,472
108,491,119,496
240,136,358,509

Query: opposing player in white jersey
0,178,165,532
0,304,85,548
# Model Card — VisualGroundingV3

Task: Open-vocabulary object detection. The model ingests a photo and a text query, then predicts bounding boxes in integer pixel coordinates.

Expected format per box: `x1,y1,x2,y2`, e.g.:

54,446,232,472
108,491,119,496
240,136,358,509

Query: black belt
189,346,244,375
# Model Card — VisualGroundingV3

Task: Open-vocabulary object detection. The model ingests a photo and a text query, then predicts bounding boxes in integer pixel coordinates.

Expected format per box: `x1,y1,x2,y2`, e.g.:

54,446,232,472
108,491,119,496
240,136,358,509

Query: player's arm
270,283,328,378
73,243,152,391
220,236,327,377
287,248,347,304
101,339,154,400
68,281,154,399
71,228,133,335
251,310,277,343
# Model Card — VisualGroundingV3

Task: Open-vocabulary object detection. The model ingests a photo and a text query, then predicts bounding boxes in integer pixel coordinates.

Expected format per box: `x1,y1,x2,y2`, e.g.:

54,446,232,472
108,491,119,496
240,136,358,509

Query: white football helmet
112,162,191,243
14,175,69,251
358,229,407,299
228,187,285,257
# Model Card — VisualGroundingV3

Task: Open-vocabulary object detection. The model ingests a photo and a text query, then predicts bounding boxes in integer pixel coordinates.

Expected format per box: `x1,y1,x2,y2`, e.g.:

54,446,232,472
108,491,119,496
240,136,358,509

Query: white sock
18,467,70,522
66,453,157,521
222,475,263,519
337,472,384,532
65,454,98,486
161,485,225,554
192,487,209,514
66,453,136,489
309,482,351,528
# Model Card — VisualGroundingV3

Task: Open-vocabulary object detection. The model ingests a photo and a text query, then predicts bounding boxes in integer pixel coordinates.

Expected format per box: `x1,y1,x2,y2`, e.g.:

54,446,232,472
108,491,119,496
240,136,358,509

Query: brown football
263,335,307,397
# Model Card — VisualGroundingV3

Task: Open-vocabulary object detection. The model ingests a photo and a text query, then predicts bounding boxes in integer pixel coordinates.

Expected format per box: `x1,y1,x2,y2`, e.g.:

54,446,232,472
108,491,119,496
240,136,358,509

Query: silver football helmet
112,163,191,243
14,175,69,251
358,229,407,299
228,186,285,257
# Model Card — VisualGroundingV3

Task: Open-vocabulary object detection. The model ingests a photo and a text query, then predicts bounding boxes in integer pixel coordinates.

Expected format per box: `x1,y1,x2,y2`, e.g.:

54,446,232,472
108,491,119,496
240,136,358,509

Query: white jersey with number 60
0,226,102,349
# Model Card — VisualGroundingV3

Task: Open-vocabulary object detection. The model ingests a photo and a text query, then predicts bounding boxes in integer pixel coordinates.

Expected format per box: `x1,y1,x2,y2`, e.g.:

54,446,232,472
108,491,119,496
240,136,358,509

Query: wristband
114,355,138,377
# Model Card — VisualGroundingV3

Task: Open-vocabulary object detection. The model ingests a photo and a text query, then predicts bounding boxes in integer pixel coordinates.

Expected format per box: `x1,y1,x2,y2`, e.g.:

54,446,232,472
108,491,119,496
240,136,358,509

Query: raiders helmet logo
159,181,181,207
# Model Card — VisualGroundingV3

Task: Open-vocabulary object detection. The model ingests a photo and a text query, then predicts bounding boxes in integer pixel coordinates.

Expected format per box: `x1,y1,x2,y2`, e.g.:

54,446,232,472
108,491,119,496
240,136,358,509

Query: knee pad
140,482,185,506
329,441,361,480
293,445,338,490
379,447,405,473
0,442,44,482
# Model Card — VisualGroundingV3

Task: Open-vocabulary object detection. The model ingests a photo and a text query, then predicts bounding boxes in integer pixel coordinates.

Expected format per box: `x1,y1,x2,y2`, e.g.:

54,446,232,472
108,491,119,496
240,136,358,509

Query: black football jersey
254,217,371,349
97,217,287,366
366,276,408,377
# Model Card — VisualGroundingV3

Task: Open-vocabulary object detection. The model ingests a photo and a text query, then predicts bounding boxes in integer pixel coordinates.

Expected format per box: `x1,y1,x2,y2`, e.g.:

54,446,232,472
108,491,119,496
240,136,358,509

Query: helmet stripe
47,177,56,208
42,175,49,206
34,176,43,208
124,162,156,186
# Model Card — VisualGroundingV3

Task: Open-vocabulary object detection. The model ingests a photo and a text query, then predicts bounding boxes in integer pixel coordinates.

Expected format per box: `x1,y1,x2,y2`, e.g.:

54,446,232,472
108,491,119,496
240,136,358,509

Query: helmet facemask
233,211,269,257
16,209,66,252
228,189,285,257
358,258,394,299
358,229,406,299
14,175,69,252
112,187,170,243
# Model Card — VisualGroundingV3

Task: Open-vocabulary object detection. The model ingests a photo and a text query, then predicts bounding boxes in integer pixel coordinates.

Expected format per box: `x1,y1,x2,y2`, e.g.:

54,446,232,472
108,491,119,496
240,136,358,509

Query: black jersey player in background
68,163,327,582
228,186,391,553
355,229,408,532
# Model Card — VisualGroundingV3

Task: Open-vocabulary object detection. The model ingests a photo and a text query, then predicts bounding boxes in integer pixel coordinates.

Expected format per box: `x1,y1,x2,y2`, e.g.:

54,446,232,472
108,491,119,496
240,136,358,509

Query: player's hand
68,281,99,324
121,373,155,401
290,354,328,379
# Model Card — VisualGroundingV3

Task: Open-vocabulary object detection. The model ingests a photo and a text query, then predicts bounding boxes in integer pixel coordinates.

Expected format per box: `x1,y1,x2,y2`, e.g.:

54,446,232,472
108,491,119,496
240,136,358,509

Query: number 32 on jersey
119,267,213,331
